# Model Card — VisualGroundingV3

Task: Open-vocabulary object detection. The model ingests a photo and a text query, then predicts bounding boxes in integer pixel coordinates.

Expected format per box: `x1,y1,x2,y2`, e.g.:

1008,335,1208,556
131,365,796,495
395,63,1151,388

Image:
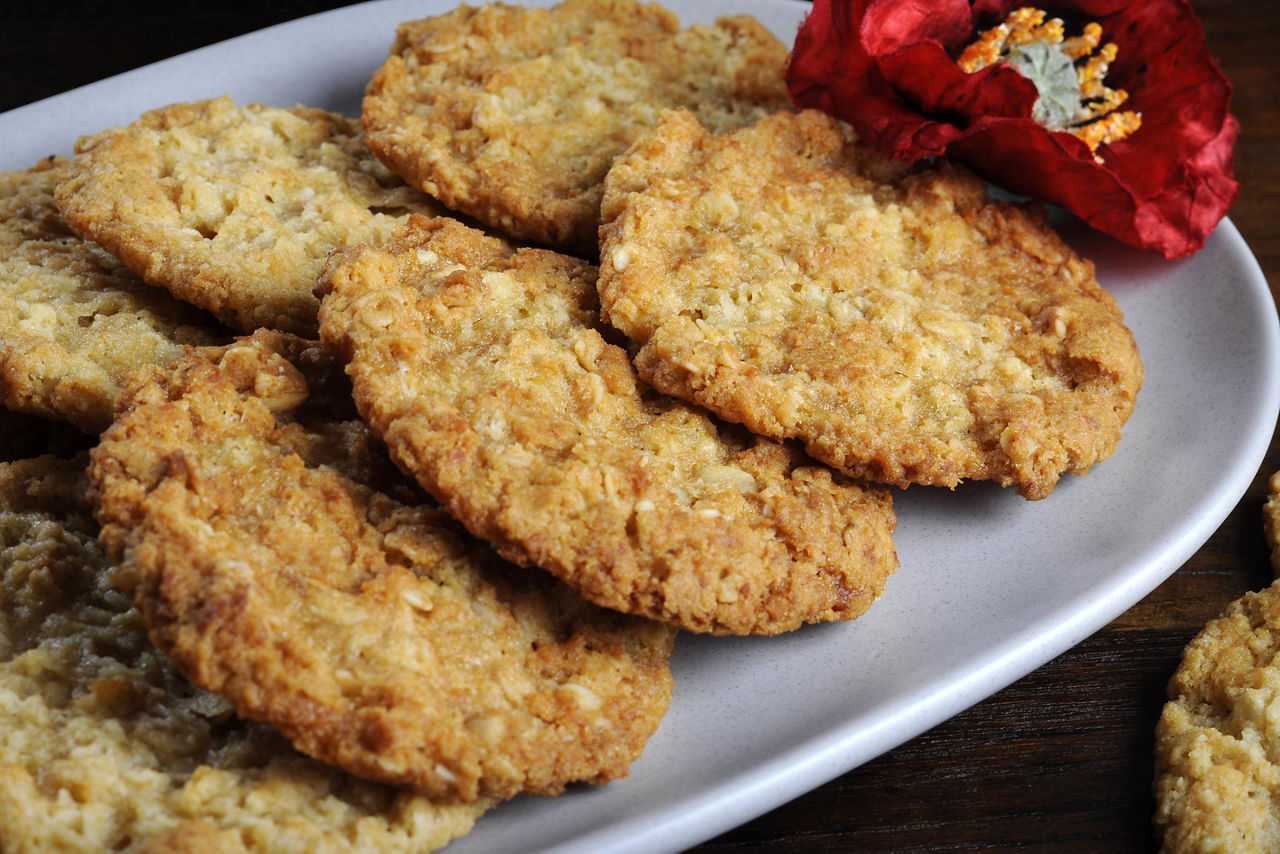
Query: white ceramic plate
4,1,1276,851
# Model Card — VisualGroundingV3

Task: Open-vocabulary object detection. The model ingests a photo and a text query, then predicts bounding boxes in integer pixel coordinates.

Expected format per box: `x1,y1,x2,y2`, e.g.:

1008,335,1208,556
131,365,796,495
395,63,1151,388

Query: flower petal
786,0,1240,258
877,45,1039,121
861,0,971,54
788,0,957,158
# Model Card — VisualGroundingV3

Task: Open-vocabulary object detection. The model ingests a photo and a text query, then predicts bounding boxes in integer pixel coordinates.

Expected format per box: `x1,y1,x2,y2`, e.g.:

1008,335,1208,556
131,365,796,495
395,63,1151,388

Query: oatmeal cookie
0,453,491,853
0,157,227,433
1154,579,1280,852
361,0,790,255
598,109,1144,500
318,215,897,636
55,97,445,336
90,330,676,802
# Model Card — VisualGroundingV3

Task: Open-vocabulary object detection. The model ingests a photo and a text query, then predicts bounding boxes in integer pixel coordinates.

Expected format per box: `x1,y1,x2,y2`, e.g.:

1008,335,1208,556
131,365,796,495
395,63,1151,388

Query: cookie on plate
0,453,492,853
55,97,445,337
90,330,676,802
361,0,791,255
1154,579,1280,852
318,215,897,636
0,157,227,433
598,109,1145,500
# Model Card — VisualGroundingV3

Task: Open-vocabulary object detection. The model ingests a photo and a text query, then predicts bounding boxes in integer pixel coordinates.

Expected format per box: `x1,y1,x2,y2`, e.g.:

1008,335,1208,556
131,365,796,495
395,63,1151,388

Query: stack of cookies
0,0,1144,849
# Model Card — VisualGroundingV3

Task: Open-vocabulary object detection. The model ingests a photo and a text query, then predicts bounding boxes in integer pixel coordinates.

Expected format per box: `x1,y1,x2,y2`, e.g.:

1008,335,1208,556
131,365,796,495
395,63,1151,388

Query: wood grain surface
3,2,1276,851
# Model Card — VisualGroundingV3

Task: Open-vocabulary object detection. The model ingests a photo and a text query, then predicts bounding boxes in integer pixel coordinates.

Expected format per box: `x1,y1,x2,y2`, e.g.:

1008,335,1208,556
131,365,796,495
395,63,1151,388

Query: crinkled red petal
786,0,1239,257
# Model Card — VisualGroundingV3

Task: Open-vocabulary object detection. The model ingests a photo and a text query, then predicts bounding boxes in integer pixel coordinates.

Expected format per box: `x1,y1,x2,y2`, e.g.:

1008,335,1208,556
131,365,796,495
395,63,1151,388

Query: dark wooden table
5,1,1275,850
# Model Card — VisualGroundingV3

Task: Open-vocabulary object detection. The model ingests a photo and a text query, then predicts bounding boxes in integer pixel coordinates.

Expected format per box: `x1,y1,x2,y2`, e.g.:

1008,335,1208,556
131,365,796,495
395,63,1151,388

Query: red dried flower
786,0,1239,258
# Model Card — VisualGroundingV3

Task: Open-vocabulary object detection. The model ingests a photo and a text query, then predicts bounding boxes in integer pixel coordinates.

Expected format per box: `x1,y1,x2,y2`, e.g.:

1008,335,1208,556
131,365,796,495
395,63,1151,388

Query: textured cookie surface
0,453,491,853
1154,580,1280,853
318,216,897,635
361,0,790,254
598,109,1145,500
0,158,226,432
55,97,445,336
90,330,676,802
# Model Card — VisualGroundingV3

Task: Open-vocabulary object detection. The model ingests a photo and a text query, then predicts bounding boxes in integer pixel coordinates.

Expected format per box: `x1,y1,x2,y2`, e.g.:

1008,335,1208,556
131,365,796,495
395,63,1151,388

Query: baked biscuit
55,97,445,336
0,157,226,432
361,0,790,255
90,330,676,802
0,453,491,853
318,215,897,635
1154,580,1280,852
598,109,1144,500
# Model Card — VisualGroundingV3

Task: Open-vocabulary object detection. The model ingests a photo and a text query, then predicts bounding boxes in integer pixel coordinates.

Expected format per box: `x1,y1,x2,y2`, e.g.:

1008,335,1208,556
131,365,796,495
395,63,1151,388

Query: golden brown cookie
90,330,676,802
318,215,897,636
0,157,227,432
361,0,790,255
598,109,1145,500
0,453,492,853
55,97,445,336
1154,579,1280,852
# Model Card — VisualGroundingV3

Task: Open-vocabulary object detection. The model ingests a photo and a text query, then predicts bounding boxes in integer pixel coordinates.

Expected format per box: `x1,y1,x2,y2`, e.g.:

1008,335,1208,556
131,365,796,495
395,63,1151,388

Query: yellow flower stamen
1005,9,1063,49
1073,109,1144,151
957,7,1141,158
1074,86,1129,124
1061,22,1102,60
957,24,1010,73
1077,42,1118,100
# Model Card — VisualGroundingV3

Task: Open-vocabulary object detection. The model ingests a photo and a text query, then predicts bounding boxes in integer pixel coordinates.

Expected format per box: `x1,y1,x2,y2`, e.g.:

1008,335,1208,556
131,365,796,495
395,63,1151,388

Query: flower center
957,7,1141,157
